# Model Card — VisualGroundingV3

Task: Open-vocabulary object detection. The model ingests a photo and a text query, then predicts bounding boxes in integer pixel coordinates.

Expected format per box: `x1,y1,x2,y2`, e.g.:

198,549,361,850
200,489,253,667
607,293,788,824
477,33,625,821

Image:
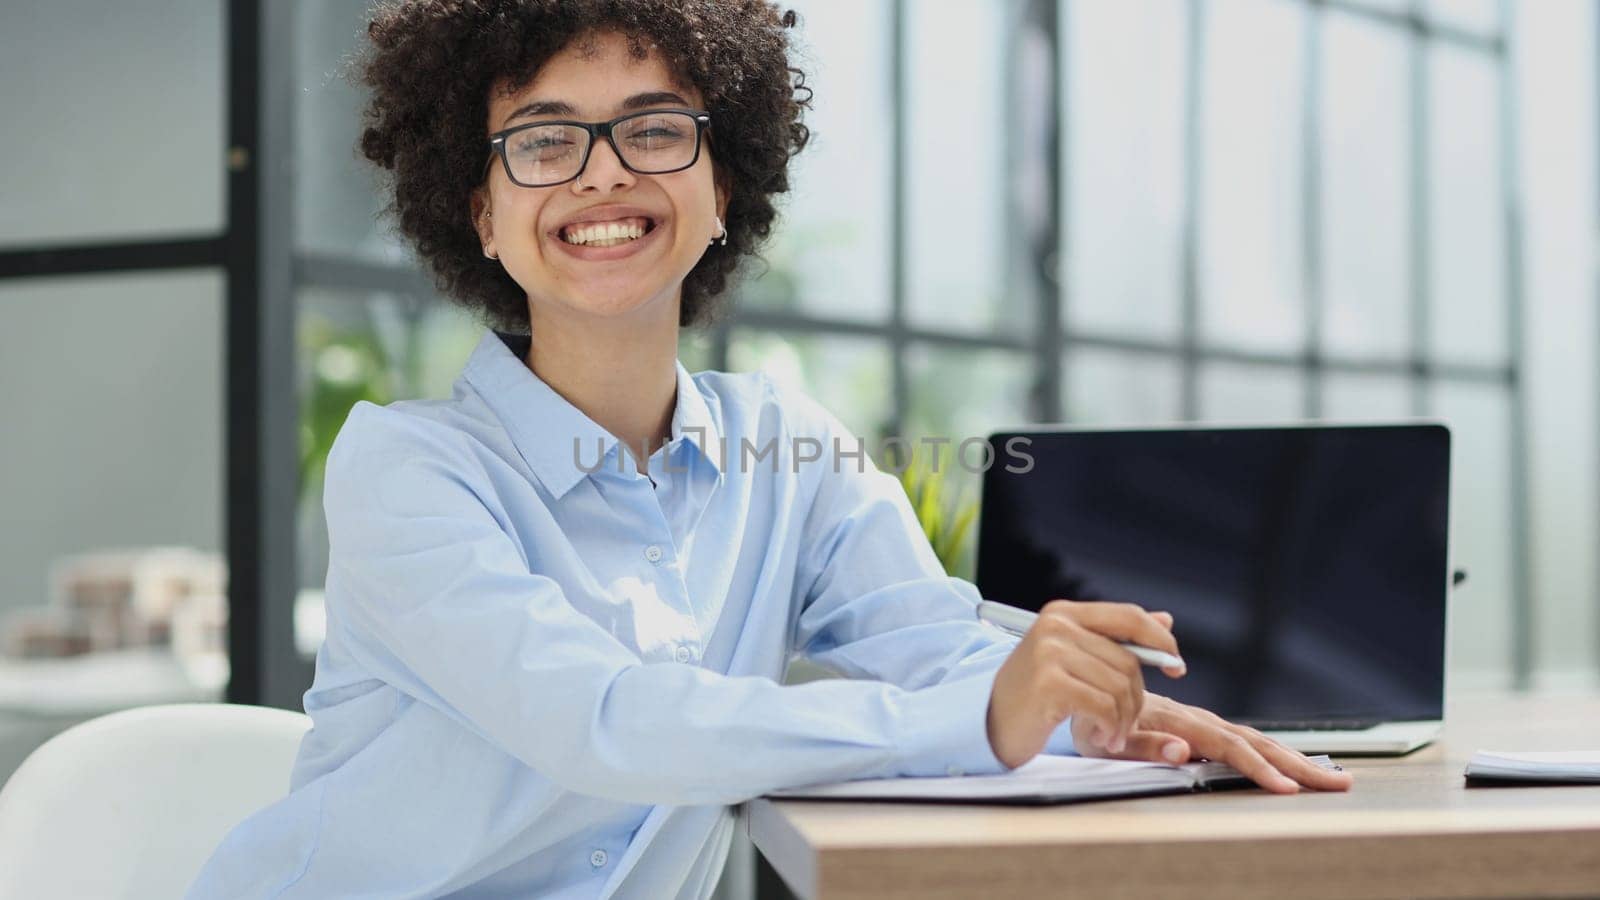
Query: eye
621,116,690,144
513,134,573,152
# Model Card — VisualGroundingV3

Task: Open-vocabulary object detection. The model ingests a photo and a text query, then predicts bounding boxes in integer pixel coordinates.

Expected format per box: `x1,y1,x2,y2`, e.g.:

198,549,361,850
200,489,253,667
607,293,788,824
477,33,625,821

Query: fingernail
1162,743,1186,763
1110,734,1126,753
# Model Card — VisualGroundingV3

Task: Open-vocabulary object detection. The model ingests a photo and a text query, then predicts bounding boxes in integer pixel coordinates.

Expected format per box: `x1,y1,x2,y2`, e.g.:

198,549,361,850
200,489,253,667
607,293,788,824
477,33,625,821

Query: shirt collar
461,329,722,499
666,352,724,479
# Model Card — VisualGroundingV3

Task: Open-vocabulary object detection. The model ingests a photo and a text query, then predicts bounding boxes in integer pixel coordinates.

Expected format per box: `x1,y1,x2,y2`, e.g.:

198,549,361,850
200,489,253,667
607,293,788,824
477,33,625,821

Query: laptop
975,423,1451,756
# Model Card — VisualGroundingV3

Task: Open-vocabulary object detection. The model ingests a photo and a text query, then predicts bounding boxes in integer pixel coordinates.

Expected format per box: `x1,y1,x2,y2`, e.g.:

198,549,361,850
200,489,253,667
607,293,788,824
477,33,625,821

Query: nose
573,134,635,193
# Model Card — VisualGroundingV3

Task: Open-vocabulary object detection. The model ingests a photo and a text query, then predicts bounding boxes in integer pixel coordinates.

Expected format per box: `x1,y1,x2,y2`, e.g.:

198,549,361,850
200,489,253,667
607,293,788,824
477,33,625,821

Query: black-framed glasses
484,108,712,188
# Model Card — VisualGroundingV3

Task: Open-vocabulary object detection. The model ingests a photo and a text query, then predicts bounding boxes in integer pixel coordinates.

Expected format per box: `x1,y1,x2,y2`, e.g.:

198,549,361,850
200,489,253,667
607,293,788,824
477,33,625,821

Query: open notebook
1465,751,1600,785
768,753,1341,806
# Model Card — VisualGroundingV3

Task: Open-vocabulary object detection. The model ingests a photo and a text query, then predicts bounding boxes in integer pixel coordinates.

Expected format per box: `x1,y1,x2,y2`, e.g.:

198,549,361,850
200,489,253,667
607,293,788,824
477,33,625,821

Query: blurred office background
0,0,1595,853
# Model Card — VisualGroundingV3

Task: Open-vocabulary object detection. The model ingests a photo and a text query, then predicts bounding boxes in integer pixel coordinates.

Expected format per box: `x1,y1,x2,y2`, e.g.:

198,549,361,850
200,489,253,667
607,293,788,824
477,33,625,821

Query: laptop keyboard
1239,720,1384,732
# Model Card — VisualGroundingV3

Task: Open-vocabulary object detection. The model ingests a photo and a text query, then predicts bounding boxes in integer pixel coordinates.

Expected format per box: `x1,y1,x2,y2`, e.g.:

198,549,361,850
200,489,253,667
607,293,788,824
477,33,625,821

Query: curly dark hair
355,0,813,334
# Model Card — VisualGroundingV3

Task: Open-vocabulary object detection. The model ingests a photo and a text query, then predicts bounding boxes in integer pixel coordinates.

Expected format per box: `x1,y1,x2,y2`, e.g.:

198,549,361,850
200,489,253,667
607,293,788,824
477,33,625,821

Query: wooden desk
743,693,1600,899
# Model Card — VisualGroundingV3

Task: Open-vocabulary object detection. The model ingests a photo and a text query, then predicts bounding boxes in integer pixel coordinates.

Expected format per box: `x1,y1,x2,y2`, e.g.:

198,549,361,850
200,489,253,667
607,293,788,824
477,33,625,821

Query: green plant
889,442,980,581
299,316,396,499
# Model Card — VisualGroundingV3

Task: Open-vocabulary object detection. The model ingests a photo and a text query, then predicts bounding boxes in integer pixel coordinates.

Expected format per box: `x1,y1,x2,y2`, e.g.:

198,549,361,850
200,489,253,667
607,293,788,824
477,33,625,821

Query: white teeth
561,218,650,246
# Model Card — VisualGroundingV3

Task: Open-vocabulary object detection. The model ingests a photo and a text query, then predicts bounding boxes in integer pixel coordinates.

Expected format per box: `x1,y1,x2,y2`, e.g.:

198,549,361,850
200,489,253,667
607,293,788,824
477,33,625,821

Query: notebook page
768,754,1200,802
1467,750,1600,781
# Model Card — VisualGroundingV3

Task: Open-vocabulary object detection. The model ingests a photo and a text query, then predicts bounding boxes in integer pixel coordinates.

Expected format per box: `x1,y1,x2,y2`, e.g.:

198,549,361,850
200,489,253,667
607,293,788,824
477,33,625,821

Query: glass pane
749,1,892,322
726,330,893,443
678,328,718,373
0,271,225,781
1065,0,1187,340
1198,0,1307,352
1198,362,1305,422
1320,372,1413,420
1429,381,1515,686
904,1,1011,333
903,347,1033,580
1341,0,1410,11
0,0,224,244
1064,348,1182,425
295,0,412,262
1427,44,1507,365
1321,13,1411,360
904,347,1033,441
296,289,482,651
1426,0,1501,36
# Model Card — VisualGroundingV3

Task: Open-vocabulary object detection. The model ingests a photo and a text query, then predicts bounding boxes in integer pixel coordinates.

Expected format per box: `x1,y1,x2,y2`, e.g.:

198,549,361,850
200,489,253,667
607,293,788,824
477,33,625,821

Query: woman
188,2,1349,897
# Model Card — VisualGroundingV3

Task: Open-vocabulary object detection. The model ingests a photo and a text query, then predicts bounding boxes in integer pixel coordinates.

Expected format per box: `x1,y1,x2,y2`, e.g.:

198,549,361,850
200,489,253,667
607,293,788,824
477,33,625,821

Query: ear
469,188,495,254
712,165,732,222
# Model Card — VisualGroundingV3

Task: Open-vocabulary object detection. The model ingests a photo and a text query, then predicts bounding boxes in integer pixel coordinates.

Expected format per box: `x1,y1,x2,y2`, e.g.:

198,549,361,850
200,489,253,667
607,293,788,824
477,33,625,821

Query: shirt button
644,544,664,564
674,645,693,664
590,849,608,868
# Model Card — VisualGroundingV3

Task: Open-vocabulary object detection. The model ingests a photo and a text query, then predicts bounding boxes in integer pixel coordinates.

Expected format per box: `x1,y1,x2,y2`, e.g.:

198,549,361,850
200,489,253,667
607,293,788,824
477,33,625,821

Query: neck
524,295,680,474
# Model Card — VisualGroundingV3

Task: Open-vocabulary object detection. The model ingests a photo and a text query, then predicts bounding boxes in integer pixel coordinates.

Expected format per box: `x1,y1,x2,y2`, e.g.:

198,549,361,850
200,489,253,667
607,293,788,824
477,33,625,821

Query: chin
564,280,673,320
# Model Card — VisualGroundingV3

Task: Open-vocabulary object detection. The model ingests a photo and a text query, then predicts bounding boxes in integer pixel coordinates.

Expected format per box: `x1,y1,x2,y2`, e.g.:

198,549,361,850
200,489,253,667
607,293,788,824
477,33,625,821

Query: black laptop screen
975,425,1450,724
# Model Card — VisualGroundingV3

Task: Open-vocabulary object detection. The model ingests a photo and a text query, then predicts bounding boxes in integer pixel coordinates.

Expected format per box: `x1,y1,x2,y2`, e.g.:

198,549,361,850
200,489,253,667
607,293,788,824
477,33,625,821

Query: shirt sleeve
320,403,1010,808
785,389,1077,758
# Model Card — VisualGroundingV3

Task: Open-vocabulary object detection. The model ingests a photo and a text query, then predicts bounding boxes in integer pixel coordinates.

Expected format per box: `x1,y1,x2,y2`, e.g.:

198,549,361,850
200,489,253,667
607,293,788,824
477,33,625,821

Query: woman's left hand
1070,691,1357,794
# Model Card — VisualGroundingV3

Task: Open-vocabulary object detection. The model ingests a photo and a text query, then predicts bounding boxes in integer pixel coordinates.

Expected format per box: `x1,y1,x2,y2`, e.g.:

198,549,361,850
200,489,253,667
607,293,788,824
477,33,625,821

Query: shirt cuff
892,669,1008,778
1044,715,1078,756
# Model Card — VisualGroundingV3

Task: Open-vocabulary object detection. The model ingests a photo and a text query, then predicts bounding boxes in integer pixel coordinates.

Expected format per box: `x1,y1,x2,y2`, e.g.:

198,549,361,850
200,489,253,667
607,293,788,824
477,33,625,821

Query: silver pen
976,600,1187,671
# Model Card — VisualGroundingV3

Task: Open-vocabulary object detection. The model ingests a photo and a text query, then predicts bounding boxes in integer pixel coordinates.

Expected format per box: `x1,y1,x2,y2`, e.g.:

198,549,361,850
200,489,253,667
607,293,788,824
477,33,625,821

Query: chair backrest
0,702,310,900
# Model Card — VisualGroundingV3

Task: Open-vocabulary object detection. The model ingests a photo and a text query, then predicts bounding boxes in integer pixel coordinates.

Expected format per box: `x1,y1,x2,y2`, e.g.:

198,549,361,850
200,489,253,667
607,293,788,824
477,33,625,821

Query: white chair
0,702,311,900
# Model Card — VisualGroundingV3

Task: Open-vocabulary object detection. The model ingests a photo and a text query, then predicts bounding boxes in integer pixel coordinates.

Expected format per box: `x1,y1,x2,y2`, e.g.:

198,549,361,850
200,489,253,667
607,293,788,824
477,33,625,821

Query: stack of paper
1465,751,1600,784
768,753,1339,805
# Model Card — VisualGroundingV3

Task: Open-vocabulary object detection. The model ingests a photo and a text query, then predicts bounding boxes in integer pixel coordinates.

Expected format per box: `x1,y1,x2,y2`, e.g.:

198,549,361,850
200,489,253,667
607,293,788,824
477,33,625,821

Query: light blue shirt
187,329,1073,899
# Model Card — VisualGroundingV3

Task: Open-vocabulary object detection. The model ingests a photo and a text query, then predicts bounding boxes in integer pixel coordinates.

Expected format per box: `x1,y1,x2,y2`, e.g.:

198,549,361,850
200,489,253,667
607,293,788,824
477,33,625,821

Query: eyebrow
502,91,692,127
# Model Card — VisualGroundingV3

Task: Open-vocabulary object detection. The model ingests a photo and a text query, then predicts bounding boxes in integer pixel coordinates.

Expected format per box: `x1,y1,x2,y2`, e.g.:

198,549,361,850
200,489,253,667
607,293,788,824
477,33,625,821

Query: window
1057,0,1526,687
0,0,230,784
282,0,1532,688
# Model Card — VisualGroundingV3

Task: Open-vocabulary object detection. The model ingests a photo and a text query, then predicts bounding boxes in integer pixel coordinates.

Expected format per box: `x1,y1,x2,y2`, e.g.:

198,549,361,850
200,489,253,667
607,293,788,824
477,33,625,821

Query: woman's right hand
985,599,1184,769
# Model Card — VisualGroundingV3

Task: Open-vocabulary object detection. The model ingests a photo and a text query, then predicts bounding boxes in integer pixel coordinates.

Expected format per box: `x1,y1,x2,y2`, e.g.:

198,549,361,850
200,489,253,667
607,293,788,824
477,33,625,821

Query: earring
482,209,496,258
709,215,728,247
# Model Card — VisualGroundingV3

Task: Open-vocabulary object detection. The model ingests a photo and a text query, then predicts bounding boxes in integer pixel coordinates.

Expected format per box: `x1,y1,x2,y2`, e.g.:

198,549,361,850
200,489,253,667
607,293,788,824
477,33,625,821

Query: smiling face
473,31,728,327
